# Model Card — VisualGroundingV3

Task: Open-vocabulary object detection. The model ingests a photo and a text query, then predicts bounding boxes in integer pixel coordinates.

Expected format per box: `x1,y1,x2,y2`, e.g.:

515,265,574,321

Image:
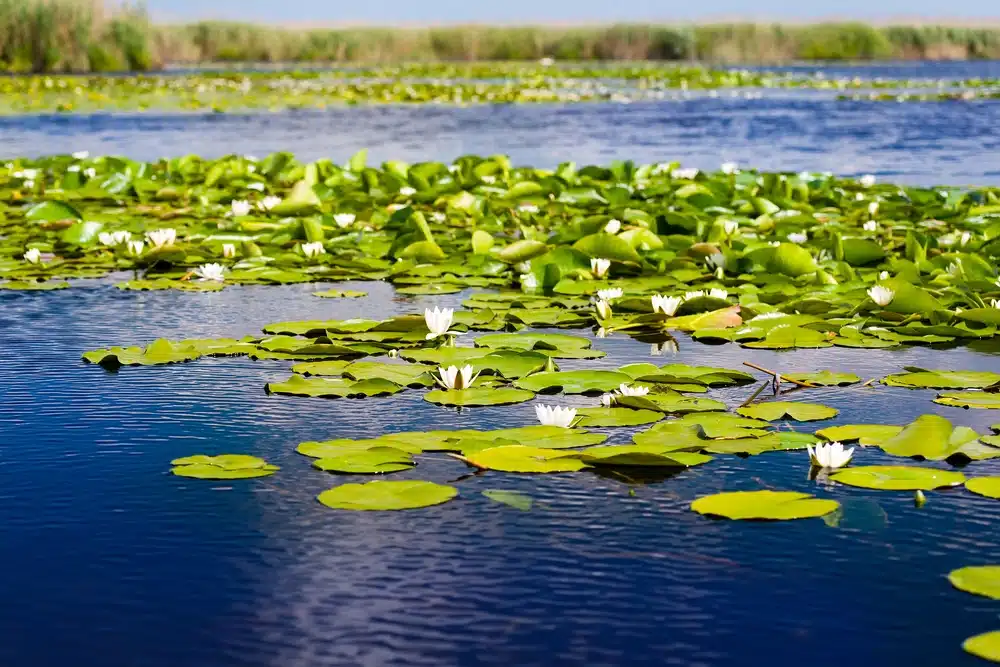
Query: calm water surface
2,64,1000,667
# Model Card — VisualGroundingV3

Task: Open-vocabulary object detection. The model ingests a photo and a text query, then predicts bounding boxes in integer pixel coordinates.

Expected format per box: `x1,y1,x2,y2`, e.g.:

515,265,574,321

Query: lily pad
265,375,403,398
783,370,861,386
963,631,1000,663
424,387,535,407
691,490,839,520
514,370,632,394
574,407,664,427
82,339,203,368
830,465,966,490
312,289,367,298
815,424,903,443
883,369,1000,389
460,445,588,473
312,446,415,474
933,391,1000,409
170,454,279,479
966,477,1000,500
949,565,1000,600
482,489,533,510
317,480,458,510
736,401,839,422
577,445,712,467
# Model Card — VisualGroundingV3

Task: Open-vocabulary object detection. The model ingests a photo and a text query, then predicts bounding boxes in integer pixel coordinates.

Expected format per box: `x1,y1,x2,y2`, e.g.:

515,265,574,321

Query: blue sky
149,0,996,23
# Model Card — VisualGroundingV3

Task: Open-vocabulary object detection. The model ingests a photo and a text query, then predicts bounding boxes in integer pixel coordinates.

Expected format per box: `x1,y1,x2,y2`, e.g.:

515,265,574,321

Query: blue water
3,63,1000,667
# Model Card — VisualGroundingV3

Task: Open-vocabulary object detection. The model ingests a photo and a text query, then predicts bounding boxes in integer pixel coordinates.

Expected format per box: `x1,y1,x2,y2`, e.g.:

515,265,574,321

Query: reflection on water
1,282,999,667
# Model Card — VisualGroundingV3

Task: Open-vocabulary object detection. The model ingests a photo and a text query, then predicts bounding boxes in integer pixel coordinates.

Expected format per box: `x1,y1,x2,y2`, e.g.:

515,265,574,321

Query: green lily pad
482,489,533,510
883,369,1000,389
266,375,403,398
342,361,434,386
317,480,458,510
289,360,352,376
312,289,367,298
736,401,839,422
574,407,664,427
461,445,588,473
864,414,981,461
691,490,839,520
933,391,1000,409
830,465,966,490
170,454,279,479
424,387,535,406
783,370,862,386
312,446,416,474
966,477,1000,500
0,281,70,290
577,445,712,467
815,424,903,443
949,565,1000,600
619,393,728,414
963,631,1000,663
82,339,203,368
514,370,633,394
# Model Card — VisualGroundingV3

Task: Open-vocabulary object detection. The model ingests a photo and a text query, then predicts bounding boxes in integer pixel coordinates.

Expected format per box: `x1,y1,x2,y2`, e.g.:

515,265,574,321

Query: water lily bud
914,490,926,507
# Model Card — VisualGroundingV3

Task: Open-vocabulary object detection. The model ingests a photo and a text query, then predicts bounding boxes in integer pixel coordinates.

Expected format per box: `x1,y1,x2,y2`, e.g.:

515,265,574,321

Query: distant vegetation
5,0,1000,73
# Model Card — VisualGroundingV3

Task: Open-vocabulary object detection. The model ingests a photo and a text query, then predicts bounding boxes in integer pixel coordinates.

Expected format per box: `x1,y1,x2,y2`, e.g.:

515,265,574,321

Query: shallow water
3,63,1000,667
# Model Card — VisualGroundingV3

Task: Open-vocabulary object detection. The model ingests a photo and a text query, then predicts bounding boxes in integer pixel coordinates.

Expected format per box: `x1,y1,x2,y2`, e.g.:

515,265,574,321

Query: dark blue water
3,64,1000,666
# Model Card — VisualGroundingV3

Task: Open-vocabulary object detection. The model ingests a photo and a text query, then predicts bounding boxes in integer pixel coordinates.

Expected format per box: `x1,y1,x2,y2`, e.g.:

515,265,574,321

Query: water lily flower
231,200,252,217
618,383,650,397
435,364,478,390
705,252,727,271
517,203,539,214
146,228,176,249
594,299,613,320
604,219,622,235
259,196,282,211
651,294,682,316
72,150,89,159
868,285,895,307
539,57,555,66
684,290,705,300
808,441,854,470
859,174,876,188
991,299,1000,309
787,232,808,244
127,240,144,256
670,167,699,180
947,262,963,277
424,307,455,340
194,263,225,282
99,231,131,247
23,248,41,264
721,162,739,174
480,175,496,184
535,405,577,428
867,201,879,216
334,213,356,228
879,271,890,280
520,273,538,290
596,287,623,301
708,288,729,300
399,186,416,197
600,393,616,407
301,241,326,258
591,258,611,278
863,221,878,232
246,182,265,192
83,167,96,179
722,220,740,236
960,231,972,246
222,243,237,258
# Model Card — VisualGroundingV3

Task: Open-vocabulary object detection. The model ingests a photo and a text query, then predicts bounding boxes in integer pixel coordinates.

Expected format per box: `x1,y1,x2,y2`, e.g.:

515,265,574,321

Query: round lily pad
966,477,1000,500
964,631,1000,663
312,447,415,474
317,480,457,510
830,465,966,490
933,391,1000,409
815,424,903,443
783,370,861,386
574,407,664,427
691,490,839,520
949,565,1000,600
171,454,279,479
736,401,839,422
883,369,1000,389
461,445,587,473
424,387,535,406
482,489,533,510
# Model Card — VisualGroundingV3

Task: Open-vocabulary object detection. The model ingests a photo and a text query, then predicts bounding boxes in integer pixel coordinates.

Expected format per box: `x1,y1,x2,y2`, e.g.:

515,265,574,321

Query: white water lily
259,196,282,211
960,231,972,246
705,252,727,271
222,243,237,259
518,203,539,214
808,441,855,470
72,150,89,160
230,200,252,217
99,230,131,247
651,294,682,316
947,261,963,277
859,174,876,188
596,287,623,301
424,307,455,340
435,364,478,390
535,405,577,428
720,162,739,174
684,290,705,300
787,232,808,244
868,285,895,307
146,228,176,249
722,219,740,236
127,240,144,256
246,182,265,192
879,270,890,280
594,299,613,320
83,167,96,179
863,220,878,232
991,299,1000,309
604,219,622,234
591,257,611,278
868,201,879,216
708,288,729,300
194,263,226,282
23,248,41,264
520,273,538,290
618,383,650,397
670,167,699,180
600,393,616,407
301,241,326,258
399,186,416,197
333,213,356,228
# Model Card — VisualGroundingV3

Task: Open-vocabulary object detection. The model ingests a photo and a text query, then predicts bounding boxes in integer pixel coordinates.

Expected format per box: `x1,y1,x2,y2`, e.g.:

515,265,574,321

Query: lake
2,63,1000,667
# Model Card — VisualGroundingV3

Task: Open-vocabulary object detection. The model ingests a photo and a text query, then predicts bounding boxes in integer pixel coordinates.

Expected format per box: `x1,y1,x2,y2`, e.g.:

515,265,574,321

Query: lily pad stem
742,361,817,388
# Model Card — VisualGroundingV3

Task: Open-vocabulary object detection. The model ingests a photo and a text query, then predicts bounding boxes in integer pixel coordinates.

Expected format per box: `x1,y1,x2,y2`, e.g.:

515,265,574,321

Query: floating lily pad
620,393,728,414
815,424,903,443
83,339,203,368
783,370,861,386
312,289,367,298
289,360,352,376
424,387,535,406
966,477,1000,500
577,445,712,467
574,407,664,427
863,414,981,461
0,280,70,290
963,631,1000,663
312,446,415,474
736,401,839,422
482,489,533,510
933,391,1000,409
460,445,588,473
691,490,839,520
266,375,403,398
949,565,1000,600
514,370,633,394
883,369,1000,389
317,480,458,510
170,454,279,479
830,465,966,490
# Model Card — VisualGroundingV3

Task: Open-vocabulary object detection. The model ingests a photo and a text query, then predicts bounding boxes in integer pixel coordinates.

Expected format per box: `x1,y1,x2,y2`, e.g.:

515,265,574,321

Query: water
3,63,1000,666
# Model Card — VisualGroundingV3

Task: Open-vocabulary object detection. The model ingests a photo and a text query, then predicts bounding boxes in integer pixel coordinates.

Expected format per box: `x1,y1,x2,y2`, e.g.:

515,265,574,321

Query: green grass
4,3,1000,73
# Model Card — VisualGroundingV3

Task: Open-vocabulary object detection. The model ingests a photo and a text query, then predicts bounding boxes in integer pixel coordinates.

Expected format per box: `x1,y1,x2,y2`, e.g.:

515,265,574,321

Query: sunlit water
3,63,1000,667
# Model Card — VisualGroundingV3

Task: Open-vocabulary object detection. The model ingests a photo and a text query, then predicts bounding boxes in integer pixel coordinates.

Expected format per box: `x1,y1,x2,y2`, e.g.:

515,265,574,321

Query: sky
148,0,997,24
